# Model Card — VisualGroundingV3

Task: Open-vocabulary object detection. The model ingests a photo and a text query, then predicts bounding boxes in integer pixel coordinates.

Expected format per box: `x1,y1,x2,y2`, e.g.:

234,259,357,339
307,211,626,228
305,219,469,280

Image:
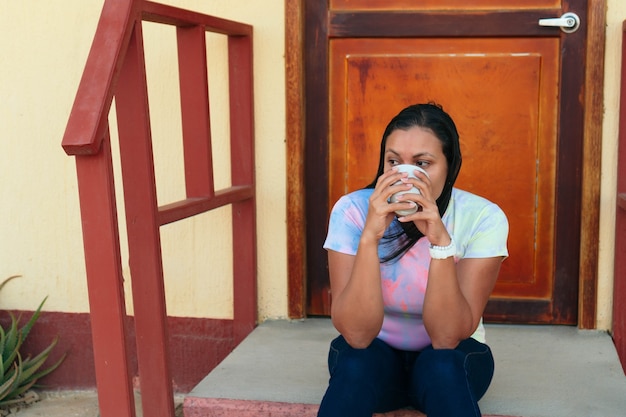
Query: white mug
389,164,429,216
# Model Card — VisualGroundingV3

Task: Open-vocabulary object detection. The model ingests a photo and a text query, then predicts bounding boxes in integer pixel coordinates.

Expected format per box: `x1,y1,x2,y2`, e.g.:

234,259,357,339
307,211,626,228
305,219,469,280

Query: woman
317,103,509,417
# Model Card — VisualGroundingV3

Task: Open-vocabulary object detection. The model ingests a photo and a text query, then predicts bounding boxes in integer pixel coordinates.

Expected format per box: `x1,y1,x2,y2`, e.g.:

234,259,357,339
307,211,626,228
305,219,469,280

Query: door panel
305,0,587,324
331,0,560,10
613,22,626,373
330,38,558,304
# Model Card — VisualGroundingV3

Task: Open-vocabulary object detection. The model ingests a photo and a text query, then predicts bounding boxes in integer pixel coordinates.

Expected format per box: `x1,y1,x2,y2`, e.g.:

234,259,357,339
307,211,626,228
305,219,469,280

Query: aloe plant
0,275,65,407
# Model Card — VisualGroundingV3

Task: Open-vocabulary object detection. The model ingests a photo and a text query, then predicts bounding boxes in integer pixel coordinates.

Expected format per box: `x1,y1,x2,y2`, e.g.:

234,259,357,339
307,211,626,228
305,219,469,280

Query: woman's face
383,126,449,200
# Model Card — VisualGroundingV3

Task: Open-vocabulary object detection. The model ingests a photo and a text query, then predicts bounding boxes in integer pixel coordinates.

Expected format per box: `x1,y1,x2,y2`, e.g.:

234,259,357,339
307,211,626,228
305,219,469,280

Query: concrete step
184,318,626,417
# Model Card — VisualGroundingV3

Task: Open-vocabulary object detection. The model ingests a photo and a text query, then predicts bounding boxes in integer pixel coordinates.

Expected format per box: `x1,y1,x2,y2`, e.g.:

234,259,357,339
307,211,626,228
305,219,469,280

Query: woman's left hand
394,169,450,246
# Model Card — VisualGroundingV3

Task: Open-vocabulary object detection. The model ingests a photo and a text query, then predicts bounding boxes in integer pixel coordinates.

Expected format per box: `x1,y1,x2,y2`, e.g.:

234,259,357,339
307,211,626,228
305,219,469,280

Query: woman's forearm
422,257,474,349
331,235,385,348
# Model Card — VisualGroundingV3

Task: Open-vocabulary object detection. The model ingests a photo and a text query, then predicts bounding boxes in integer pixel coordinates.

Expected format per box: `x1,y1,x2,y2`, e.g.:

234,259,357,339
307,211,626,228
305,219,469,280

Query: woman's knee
410,339,494,403
413,347,465,388
328,336,395,383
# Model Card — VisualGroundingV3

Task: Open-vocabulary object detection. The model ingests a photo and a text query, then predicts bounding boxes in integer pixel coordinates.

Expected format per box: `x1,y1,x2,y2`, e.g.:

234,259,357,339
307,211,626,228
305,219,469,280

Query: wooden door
614,21,626,373
305,0,588,324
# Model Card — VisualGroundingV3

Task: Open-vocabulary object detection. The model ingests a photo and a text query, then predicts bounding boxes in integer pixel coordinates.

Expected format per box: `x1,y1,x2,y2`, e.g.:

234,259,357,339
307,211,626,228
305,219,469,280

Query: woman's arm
398,166,505,349
423,255,503,349
328,168,412,349
327,238,385,349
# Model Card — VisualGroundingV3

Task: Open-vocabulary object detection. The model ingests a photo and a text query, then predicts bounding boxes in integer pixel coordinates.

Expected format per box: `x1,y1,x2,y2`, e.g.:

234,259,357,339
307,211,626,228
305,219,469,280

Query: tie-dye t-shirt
323,187,509,351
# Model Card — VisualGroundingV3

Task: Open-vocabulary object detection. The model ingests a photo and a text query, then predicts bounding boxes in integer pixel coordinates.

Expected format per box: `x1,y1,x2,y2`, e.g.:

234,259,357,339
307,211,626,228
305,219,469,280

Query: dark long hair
365,103,462,263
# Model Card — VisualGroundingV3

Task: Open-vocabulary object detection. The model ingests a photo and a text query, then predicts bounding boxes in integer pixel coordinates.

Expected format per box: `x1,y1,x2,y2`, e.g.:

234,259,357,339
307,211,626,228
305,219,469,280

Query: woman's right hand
364,167,413,241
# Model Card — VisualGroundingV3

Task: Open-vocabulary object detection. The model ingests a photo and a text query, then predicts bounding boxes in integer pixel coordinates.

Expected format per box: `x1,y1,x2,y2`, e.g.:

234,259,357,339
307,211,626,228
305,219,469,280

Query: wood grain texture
286,0,306,318
578,0,606,329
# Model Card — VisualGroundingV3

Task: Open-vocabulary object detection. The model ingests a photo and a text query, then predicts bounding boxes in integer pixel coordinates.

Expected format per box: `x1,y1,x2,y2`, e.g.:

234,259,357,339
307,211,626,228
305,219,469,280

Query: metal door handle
538,12,580,33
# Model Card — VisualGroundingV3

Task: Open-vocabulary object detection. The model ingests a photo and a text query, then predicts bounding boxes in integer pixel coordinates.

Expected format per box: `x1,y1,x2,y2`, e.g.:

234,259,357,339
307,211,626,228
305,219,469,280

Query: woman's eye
416,161,430,167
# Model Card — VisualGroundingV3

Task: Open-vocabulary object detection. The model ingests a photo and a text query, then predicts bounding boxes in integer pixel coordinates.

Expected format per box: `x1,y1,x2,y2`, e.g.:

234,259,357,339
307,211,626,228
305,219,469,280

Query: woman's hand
365,167,414,241
394,168,450,246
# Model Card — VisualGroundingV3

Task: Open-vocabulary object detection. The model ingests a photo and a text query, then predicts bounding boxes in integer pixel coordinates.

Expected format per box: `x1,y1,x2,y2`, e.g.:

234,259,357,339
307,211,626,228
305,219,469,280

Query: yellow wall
0,3,100,312
0,0,287,320
0,1,623,329
599,0,626,330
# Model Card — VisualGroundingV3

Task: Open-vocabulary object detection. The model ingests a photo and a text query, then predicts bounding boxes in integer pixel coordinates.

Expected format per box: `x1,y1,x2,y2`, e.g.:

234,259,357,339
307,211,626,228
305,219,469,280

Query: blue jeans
317,336,494,417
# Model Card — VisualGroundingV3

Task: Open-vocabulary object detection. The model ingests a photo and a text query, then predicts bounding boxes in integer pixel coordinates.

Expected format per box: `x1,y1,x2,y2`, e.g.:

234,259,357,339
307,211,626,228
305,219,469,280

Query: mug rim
395,164,428,178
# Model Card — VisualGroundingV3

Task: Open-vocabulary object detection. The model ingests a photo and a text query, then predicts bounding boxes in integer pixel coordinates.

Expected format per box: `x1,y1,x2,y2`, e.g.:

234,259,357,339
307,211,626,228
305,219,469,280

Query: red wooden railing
61,1,256,417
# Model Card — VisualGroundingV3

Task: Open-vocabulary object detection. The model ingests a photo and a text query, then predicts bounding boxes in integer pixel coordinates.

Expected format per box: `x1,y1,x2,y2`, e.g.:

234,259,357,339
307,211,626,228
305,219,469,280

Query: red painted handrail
62,0,252,155
62,1,256,417
62,0,138,155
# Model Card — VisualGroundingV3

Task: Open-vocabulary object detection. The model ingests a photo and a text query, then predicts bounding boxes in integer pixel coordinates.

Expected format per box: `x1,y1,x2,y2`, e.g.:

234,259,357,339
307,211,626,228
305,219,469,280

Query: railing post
176,24,215,198
74,129,136,417
115,22,175,417
229,34,257,343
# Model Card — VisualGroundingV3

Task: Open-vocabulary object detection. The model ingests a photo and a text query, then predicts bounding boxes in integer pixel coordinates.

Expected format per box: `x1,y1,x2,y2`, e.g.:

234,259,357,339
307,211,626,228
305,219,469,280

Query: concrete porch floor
184,318,626,417
12,318,626,417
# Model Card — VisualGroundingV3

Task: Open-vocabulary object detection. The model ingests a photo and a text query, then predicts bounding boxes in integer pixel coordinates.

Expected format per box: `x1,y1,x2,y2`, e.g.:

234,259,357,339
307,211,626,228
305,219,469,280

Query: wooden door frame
285,0,606,328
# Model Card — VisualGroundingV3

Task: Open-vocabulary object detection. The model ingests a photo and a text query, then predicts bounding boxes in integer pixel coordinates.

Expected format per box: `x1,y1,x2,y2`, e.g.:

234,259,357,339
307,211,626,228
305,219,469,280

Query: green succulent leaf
19,297,47,341
19,337,59,384
0,353,23,403
2,313,17,359
7,377,37,400
26,352,66,386
0,363,18,401
0,276,65,408
2,315,22,373
0,326,6,380
0,276,20,293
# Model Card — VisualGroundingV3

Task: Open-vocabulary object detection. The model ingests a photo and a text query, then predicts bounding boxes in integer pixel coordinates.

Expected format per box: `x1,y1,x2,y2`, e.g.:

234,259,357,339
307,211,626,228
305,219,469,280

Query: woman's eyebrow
413,152,436,159
385,149,436,159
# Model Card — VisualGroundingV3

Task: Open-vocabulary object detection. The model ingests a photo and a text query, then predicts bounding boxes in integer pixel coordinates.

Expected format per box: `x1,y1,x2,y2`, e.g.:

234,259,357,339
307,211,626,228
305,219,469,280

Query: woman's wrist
429,236,456,259
359,231,379,248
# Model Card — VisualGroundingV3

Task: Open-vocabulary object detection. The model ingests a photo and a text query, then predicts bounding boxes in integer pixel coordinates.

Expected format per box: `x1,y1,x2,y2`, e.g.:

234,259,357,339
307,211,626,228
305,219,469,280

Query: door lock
538,12,580,33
